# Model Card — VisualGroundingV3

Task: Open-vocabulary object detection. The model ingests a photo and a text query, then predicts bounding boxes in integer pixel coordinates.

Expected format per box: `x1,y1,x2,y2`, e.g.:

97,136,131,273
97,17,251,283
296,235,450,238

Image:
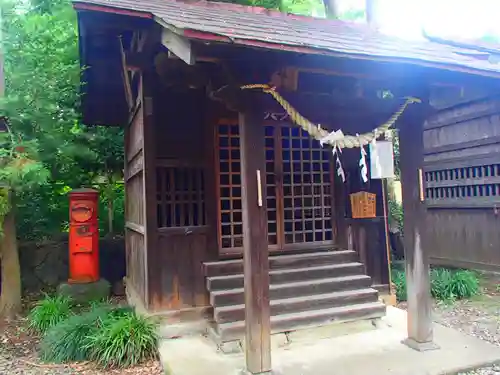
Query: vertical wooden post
399,105,438,351
239,107,272,374
141,69,159,310
332,164,348,249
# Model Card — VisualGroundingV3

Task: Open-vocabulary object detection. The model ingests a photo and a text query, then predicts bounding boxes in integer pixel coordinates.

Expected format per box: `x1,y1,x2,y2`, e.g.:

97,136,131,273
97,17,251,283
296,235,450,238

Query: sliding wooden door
216,121,333,255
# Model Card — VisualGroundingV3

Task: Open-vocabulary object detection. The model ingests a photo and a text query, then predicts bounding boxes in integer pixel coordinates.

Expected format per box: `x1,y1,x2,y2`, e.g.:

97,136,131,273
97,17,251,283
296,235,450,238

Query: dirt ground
3,273,500,374
0,295,163,375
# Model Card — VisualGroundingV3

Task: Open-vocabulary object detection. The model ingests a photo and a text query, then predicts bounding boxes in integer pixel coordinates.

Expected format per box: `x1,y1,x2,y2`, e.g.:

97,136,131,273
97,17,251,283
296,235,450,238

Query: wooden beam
239,106,272,374
161,27,194,66
398,104,439,351
119,36,134,110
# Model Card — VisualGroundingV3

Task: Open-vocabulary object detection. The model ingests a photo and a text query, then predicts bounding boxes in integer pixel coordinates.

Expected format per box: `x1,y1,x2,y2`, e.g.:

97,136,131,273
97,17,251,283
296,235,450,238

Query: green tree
0,0,124,317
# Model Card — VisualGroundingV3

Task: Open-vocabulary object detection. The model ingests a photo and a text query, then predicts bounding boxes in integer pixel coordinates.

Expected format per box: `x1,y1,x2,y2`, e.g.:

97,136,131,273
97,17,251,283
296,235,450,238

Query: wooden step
210,274,372,307
215,301,386,342
214,288,379,324
204,250,358,277
207,262,364,291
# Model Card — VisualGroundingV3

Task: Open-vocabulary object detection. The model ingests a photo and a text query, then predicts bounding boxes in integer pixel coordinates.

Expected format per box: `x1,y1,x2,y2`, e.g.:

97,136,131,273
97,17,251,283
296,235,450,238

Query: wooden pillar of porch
399,104,438,351
239,106,272,374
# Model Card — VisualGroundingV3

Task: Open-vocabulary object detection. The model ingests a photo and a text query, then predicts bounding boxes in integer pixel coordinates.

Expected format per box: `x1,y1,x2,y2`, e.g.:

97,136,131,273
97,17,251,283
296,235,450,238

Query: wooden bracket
161,28,194,66
119,36,134,110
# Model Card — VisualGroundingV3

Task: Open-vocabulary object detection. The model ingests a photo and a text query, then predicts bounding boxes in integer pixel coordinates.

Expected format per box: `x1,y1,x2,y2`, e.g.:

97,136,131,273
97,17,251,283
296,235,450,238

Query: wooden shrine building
72,1,500,373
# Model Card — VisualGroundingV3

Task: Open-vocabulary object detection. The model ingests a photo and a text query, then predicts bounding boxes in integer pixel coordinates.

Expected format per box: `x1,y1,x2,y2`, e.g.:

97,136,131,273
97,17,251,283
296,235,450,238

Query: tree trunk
107,200,114,235
0,205,22,319
322,0,340,19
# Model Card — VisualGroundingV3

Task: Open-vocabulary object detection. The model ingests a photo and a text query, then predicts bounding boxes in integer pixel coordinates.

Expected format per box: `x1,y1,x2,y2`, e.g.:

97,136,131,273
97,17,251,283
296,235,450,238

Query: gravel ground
402,272,500,375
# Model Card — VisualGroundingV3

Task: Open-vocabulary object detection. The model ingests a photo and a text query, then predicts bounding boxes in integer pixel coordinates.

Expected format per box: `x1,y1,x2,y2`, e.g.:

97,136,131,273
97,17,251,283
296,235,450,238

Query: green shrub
430,268,455,301
85,310,158,368
390,267,481,303
28,295,72,334
391,269,407,302
40,306,110,363
448,269,480,299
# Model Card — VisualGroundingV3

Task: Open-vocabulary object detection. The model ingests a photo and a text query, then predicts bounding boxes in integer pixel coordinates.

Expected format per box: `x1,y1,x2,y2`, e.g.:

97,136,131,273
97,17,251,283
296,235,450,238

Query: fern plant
28,295,72,334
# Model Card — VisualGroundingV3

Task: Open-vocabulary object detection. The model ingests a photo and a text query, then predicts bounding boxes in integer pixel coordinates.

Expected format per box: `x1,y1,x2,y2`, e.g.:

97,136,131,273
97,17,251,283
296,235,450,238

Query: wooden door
278,126,333,250
216,122,333,255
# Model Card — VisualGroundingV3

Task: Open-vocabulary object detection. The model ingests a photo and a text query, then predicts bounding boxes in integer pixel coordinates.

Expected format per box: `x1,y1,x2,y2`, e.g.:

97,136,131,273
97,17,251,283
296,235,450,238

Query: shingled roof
73,0,500,78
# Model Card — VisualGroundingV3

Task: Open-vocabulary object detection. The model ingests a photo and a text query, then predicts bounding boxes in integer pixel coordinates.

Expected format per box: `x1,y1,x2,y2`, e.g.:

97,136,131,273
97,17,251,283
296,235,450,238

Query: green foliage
392,268,480,303
28,295,72,333
388,197,403,233
430,268,455,301
391,269,407,302
40,306,110,363
39,302,155,368
85,311,158,368
1,0,125,240
430,268,480,301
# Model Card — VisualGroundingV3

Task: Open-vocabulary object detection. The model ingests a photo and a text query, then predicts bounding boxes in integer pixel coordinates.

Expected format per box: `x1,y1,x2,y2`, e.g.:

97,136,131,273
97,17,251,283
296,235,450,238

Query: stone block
57,278,111,303
219,340,243,354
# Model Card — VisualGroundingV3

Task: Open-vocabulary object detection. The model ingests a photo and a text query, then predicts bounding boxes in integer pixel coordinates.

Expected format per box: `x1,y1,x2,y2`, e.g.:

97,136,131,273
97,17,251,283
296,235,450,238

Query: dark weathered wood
207,263,364,290
156,230,209,309
424,97,500,130
422,94,500,273
141,69,159,310
424,135,500,155
124,100,147,307
239,108,272,374
399,104,436,350
210,274,372,307
204,250,357,277
214,288,378,323
346,218,388,286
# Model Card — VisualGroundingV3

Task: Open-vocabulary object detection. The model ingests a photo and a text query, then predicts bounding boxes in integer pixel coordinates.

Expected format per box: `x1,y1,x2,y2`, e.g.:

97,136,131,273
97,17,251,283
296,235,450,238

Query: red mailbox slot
68,188,99,283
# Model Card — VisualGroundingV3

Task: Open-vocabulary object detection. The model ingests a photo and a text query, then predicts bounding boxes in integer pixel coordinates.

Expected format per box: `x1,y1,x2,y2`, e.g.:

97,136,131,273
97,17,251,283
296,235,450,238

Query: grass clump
446,269,479,299
40,306,110,363
85,311,158,368
28,295,72,334
36,297,157,369
392,267,480,303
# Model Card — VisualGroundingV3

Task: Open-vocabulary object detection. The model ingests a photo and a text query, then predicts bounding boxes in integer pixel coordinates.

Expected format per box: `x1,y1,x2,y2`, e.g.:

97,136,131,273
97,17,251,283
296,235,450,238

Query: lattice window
217,123,333,251
218,124,243,249
217,125,277,249
156,165,206,228
281,126,332,244
425,164,500,200
265,126,278,246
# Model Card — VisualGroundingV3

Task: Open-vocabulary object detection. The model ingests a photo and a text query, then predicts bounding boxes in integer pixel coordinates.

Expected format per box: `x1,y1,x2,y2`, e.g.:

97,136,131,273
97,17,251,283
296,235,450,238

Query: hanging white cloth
370,134,382,179
359,142,368,183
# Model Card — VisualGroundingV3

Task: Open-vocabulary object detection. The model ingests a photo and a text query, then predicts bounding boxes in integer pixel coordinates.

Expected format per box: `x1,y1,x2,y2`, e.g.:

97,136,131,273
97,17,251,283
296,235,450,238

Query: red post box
68,188,99,284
